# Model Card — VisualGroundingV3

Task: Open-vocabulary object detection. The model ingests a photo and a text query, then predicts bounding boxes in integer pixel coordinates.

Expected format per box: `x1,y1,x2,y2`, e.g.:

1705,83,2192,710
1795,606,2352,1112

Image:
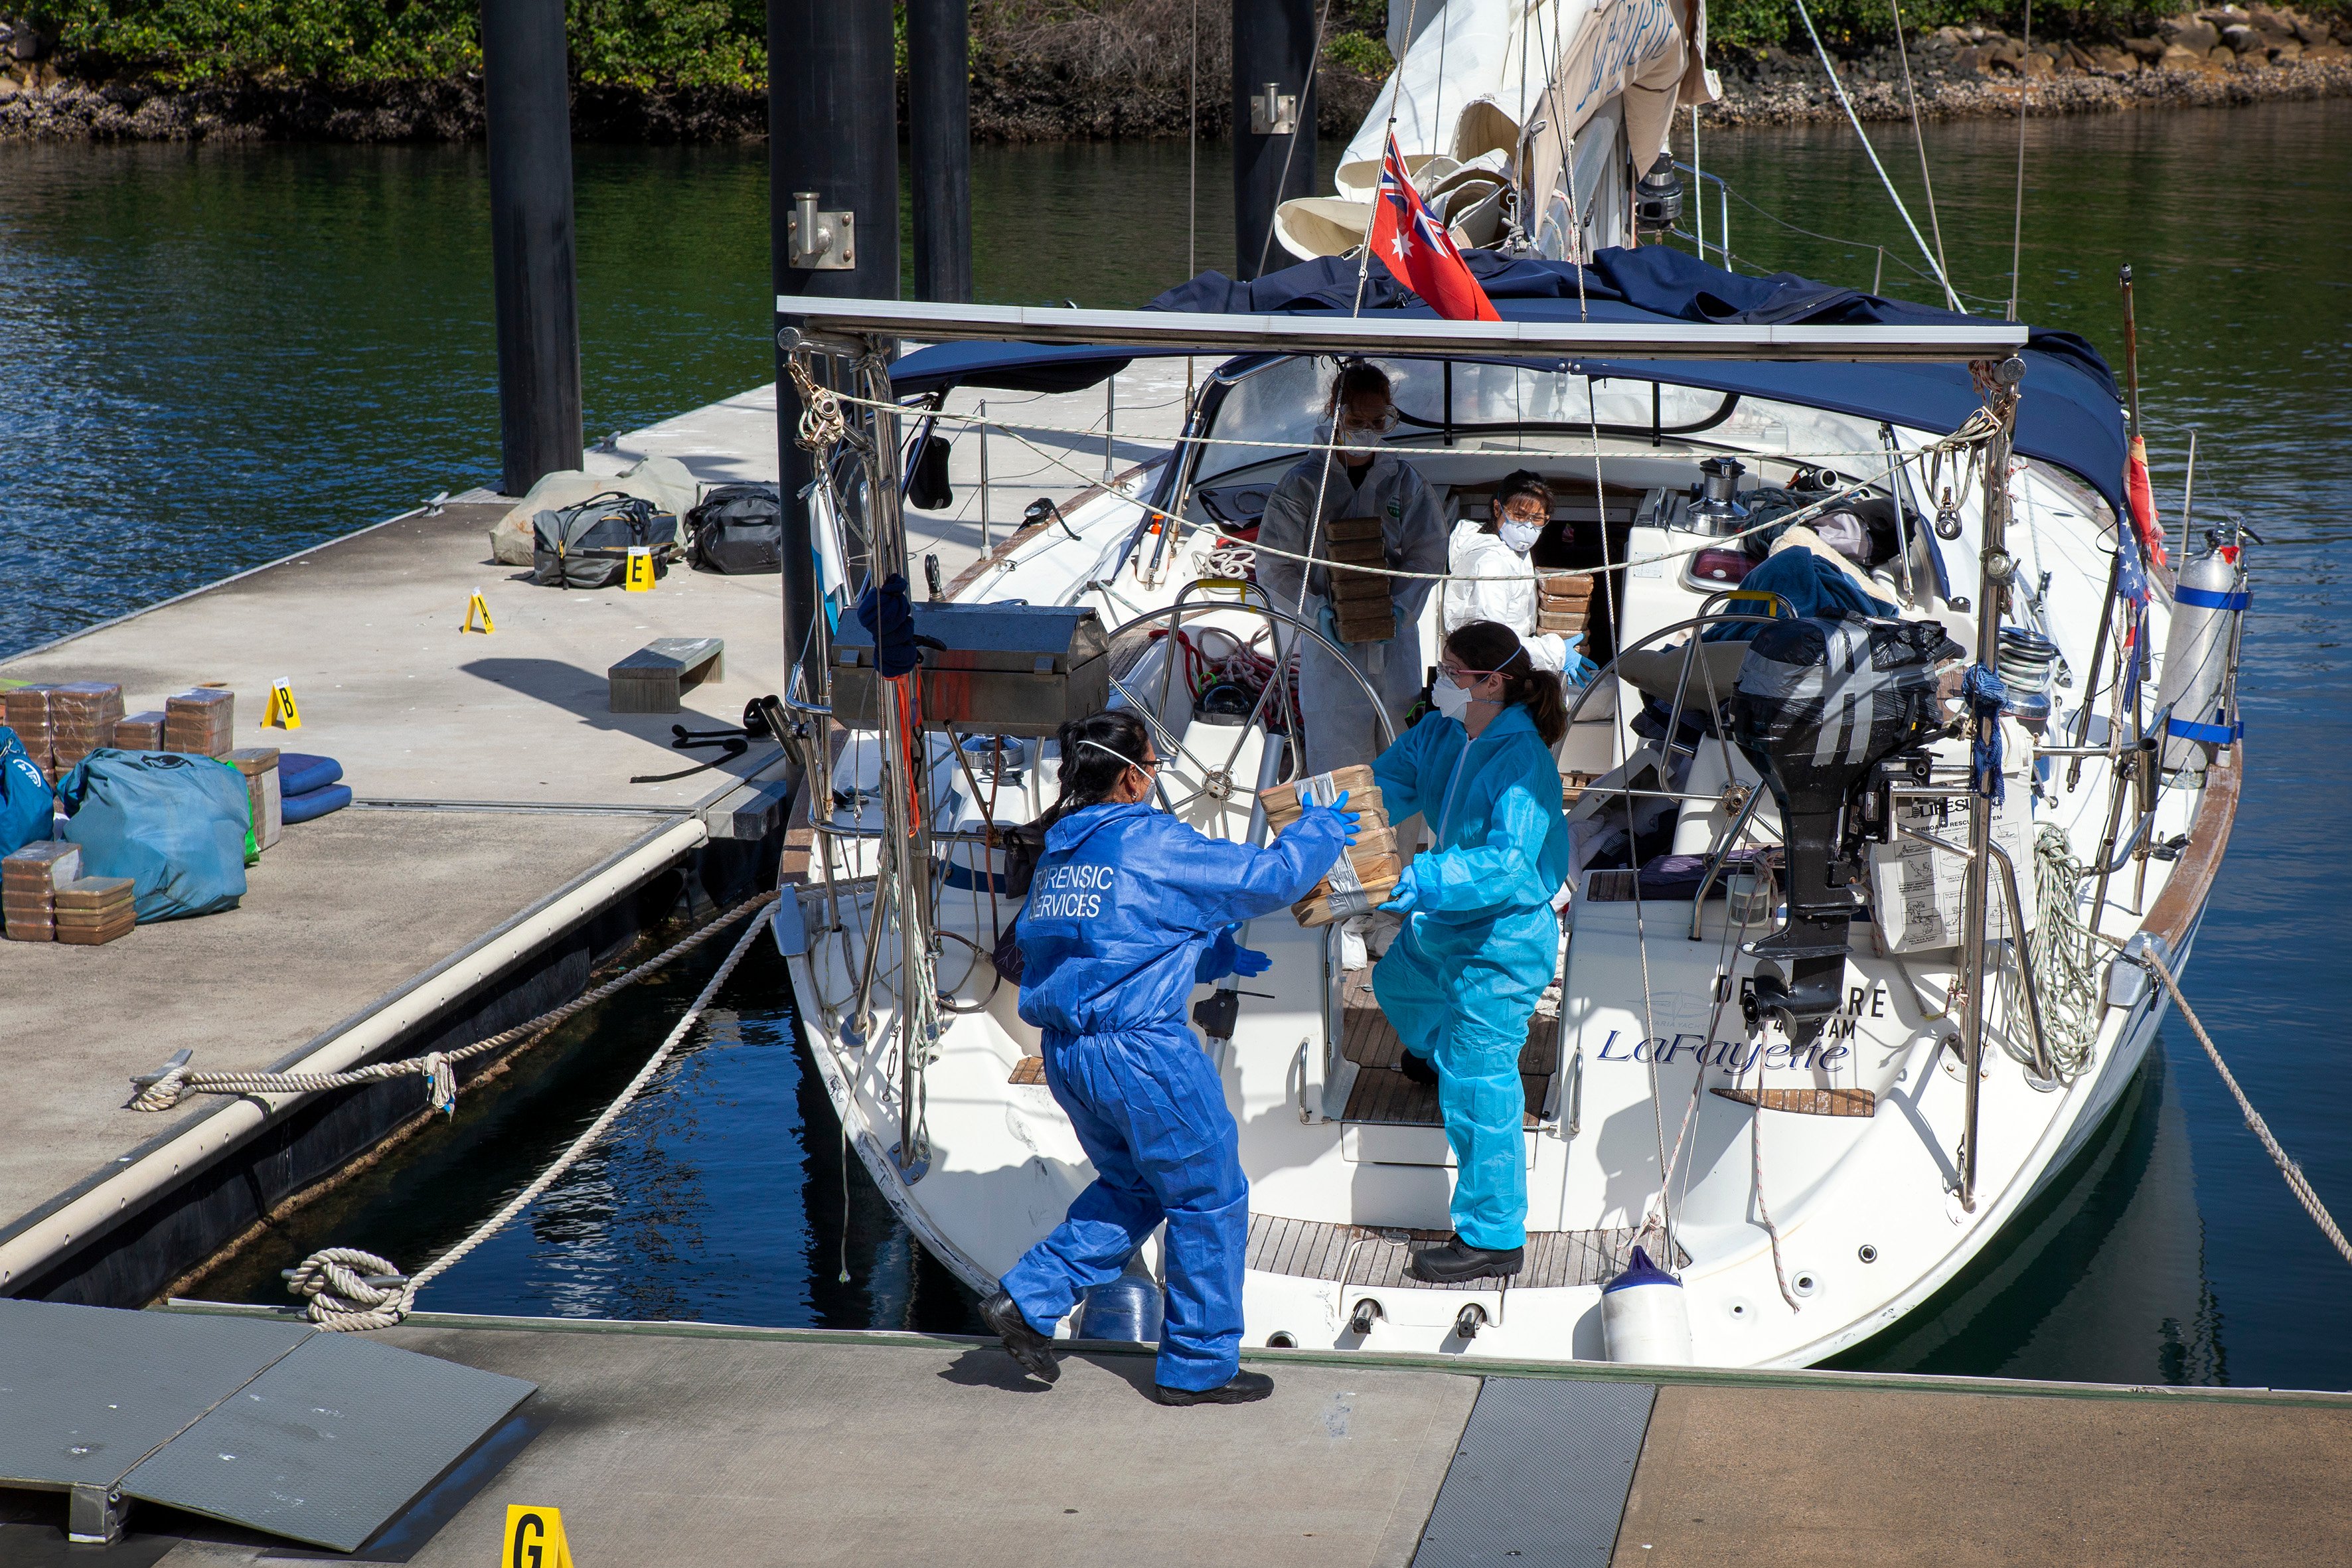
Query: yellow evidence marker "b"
463,588,495,633
503,1504,576,1568
263,678,302,730
623,547,656,592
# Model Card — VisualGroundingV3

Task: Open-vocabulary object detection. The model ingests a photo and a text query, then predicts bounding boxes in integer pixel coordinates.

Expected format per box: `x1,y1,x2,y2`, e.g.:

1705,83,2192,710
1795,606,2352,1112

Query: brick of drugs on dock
3,682,58,780
3,841,83,942
49,680,122,771
114,710,169,750
229,747,283,850
165,687,236,756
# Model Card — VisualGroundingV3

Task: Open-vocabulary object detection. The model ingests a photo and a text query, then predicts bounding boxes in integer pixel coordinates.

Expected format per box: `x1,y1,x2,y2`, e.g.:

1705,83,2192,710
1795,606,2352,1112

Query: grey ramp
1413,1377,1656,1567
121,1330,536,1553
0,1300,314,1493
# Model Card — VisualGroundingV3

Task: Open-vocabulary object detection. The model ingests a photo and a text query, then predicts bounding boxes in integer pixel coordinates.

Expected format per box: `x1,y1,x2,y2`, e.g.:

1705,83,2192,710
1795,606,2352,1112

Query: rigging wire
2007,0,2032,319
1788,0,1965,311
1887,0,1956,303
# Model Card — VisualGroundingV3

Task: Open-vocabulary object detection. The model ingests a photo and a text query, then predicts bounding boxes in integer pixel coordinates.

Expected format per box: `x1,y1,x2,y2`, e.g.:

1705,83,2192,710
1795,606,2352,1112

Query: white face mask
1336,424,1383,457
1431,678,1474,722
1498,519,1543,554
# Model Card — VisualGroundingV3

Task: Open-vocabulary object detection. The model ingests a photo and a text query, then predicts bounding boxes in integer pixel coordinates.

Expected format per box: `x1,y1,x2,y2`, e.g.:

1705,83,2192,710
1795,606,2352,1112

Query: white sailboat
765,0,2248,1369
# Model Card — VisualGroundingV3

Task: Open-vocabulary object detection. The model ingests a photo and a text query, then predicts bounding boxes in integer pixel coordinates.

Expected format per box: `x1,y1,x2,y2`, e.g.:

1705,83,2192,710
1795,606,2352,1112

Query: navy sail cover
890,246,2127,514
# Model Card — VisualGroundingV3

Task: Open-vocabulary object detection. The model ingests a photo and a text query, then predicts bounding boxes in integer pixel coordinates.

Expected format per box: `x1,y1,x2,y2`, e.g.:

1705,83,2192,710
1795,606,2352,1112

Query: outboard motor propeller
1729,614,1962,1042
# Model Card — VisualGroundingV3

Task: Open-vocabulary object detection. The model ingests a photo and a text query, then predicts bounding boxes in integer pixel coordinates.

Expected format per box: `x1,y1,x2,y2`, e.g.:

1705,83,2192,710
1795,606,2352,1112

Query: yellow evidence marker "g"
503,1504,576,1568
623,547,656,592
263,678,302,730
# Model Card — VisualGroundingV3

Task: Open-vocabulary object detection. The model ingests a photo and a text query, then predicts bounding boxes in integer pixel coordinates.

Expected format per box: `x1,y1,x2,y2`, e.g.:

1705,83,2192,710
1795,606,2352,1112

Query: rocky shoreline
1,4,2347,143
1706,5,2352,125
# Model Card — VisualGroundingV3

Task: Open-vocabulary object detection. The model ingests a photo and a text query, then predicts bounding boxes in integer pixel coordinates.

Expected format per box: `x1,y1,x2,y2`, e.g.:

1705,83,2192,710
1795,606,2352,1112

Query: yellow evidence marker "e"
623,547,656,592
463,588,495,634
263,678,302,730
503,1504,576,1568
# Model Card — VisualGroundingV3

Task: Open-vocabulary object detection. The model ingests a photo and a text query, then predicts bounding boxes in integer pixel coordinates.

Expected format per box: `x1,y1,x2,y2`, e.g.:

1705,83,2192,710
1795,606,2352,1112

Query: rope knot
285,1247,414,1332
128,1060,192,1113
419,1052,457,1116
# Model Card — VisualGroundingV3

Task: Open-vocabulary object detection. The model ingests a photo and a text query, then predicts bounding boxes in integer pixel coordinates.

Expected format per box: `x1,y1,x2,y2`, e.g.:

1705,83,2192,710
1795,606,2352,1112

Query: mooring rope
286,901,777,1330
130,891,779,1114
2096,929,2352,1267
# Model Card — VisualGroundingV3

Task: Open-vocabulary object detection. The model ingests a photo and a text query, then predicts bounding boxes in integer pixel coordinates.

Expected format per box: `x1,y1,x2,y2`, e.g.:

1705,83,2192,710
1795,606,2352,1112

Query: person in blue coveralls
1371,620,1573,1283
980,709,1357,1405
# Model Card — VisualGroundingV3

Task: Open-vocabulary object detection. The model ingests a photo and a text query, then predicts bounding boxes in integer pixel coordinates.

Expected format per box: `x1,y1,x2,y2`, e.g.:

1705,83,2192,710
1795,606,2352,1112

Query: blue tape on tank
2175,585,2250,611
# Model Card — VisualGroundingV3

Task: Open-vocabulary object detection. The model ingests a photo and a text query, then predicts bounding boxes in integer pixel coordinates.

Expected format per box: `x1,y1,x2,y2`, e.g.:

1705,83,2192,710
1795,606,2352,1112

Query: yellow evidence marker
463,588,495,633
623,547,656,592
262,678,302,730
503,1504,576,1568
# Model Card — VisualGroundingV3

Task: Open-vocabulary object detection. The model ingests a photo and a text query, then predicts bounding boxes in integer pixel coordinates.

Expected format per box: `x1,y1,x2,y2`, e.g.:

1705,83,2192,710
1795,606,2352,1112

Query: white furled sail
1277,0,1719,262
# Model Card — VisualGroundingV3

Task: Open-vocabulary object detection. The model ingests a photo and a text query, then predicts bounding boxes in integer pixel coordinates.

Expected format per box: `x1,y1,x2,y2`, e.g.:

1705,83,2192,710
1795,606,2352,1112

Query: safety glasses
1439,664,1501,688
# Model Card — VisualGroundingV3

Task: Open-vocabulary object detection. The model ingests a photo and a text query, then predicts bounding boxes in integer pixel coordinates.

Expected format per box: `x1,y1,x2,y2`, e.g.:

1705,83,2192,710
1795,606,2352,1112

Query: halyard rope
2095,929,2352,1267
285,901,777,1329
130,892,779,1113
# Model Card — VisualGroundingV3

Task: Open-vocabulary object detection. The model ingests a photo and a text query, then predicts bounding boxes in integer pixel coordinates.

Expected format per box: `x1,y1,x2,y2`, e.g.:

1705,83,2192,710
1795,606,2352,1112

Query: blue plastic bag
0,724,54,858
60,750,250,921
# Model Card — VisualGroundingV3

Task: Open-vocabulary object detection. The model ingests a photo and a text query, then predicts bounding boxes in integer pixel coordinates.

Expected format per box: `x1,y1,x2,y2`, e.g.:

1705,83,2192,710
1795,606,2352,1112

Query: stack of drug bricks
54,877,135,945
1322,516,1394,645
165,688,236,757
1538,572,1595,638
4,842,82,943
1259,763,1399,927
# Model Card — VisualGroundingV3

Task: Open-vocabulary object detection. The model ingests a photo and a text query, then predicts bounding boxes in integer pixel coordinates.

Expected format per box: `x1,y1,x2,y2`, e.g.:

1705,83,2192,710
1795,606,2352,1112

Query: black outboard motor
1729,614,1962,1042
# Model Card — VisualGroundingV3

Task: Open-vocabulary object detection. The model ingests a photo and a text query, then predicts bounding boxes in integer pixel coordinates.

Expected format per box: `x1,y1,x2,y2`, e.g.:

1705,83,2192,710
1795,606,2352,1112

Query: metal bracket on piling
789,192,858,270
1249,82,1298,135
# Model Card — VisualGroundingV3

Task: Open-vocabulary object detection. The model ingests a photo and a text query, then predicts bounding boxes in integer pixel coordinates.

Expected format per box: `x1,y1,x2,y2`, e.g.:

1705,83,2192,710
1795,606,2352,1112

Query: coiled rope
286,896,778,1329
2096,929,2352,1267
2017,824,2102,1081
131,891,778,1113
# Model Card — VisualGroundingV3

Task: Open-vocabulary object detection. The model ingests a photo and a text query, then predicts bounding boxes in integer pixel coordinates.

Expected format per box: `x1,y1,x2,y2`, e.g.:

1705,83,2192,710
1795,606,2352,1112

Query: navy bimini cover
890,246,2126,513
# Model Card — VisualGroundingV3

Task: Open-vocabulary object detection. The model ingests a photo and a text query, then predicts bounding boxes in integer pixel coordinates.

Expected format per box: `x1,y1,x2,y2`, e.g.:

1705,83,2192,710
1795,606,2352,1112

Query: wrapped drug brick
1320,517,1397,644
48,682,122,773
228,747,283,850
53,876,136,945
3,684,57,781
165,688,236,757
3,841,81,942
1257,764,1401,926
114,711,170,751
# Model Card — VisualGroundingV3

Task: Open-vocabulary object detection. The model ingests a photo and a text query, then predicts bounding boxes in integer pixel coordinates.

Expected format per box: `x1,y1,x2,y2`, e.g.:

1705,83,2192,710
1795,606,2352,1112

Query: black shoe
1397,1050,1439,1086
980,1289,1061,1383
1153,1370,1274,1406
1409,1238,1524,1283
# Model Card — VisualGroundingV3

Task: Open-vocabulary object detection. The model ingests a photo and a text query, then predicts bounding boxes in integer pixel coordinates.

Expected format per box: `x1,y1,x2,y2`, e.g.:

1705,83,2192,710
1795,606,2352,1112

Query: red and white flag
1367,133,1499,323
2124,433,2169,572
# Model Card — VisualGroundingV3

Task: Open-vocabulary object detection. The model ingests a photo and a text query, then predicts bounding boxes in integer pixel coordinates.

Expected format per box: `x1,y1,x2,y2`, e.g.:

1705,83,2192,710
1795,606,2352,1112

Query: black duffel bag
532,493,679,589
687,483,784,575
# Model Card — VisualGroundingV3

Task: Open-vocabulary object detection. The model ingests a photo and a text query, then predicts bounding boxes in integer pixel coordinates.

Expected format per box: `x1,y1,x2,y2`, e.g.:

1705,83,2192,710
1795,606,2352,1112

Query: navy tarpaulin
889,246,2127,514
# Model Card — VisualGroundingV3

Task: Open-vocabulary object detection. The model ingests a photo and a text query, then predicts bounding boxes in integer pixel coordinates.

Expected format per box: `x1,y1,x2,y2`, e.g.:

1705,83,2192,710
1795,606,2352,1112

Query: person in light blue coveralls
1371,620,1574,1284
982,709,1355,1405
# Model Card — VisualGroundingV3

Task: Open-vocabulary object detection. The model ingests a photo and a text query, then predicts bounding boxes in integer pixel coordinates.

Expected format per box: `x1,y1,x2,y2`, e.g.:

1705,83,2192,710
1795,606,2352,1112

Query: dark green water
5,104,2347,1384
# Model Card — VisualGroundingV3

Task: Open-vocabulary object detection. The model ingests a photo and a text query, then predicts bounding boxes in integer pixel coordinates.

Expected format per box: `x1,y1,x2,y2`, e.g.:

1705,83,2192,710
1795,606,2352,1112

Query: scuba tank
2154,526,2254,774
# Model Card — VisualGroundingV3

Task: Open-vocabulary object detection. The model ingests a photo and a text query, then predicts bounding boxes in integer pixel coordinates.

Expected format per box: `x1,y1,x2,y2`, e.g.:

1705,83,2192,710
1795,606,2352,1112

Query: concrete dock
4,1309,2344,1565
0,365,1188,1311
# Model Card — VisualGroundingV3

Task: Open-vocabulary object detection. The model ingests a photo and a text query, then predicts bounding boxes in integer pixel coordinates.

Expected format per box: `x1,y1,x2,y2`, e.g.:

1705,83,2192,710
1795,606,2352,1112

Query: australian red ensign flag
1368,133,1499,322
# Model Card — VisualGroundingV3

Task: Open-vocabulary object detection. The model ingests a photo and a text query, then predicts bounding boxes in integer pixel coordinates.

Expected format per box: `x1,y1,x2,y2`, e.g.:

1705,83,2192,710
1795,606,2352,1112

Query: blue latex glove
1564,651,1600,688
1391,600,1408,637
1316,601,1342,645
1229,943,1273,977
1379,876,1419,914
1326,787,1364,845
